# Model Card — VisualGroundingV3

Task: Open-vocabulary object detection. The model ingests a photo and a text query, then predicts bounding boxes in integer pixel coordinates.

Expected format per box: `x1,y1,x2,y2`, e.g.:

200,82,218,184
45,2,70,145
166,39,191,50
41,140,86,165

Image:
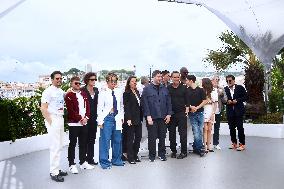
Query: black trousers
122,123,128,154
86,122,97,164
168,112,187,154
126,123,142,161
213,113,221,145
147,118,167,159
228,115,245,145
68,126,88,166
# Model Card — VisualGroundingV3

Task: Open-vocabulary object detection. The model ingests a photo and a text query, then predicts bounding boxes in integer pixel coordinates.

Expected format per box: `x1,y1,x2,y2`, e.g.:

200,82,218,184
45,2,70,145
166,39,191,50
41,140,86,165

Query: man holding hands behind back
142,70,172,162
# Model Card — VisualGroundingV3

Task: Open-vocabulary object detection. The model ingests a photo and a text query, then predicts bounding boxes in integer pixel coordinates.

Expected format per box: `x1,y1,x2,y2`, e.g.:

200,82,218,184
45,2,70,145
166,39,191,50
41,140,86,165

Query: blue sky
0,0,242,82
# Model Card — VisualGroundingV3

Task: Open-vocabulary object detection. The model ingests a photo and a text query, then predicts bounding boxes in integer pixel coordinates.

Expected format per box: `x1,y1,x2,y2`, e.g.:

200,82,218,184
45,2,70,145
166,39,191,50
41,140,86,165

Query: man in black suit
224,75,248,151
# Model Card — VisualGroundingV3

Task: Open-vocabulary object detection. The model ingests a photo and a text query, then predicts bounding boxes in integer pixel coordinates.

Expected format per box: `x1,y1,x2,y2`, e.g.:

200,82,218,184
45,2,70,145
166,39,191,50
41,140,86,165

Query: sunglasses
74,82,81,86
89,78,97,81
226,79,233,83
110,80,117,84
55,77,62,80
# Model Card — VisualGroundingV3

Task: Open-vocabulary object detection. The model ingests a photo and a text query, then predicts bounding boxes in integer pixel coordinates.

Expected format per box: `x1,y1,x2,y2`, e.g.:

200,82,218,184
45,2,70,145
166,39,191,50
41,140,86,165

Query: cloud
0,57,55,82
0,0,231,82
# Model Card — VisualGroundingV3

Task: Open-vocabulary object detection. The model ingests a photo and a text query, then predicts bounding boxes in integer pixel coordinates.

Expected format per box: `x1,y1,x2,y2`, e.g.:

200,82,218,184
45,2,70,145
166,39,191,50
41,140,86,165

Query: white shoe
214,145,221,150
80,162,95,170
69,165,79,174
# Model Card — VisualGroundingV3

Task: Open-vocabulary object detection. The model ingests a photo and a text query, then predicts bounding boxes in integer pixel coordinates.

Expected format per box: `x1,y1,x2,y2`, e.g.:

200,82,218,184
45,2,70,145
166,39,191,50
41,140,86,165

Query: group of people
40,67,248,182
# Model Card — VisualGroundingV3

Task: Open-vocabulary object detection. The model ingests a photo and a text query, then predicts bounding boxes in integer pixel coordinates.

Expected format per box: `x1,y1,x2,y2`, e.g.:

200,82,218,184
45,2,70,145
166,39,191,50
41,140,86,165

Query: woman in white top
202,78,217,153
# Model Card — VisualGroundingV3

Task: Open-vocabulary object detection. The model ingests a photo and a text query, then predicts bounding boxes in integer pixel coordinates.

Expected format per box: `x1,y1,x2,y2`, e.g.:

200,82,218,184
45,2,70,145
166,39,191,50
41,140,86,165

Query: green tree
204,30,266,118
269,51,284,113
64,68,83,76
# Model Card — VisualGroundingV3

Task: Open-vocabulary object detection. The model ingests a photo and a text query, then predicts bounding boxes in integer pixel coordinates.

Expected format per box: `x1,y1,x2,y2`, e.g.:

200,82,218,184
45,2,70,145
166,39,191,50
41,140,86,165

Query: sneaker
128,160,136,164
88,160,99,166
237,144,246,151
80,162,95,170
59,170,68,176
134,156,141,162
214,145,221,150
69,165,79,174
229,143,238,150
149,159,155,162
177,153,187,159
50,174,64,182
159,156,167,161
199,151,206,157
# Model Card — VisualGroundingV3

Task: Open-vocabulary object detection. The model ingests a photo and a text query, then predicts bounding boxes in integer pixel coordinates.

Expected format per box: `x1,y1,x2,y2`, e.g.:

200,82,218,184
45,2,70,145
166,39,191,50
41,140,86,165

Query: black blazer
81,86,99,123
123,90,142,125
224,84,248,117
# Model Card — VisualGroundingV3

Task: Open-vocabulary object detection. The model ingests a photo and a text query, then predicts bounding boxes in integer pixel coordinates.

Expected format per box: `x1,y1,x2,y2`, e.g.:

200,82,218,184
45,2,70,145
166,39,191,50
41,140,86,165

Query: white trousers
45,114,64,176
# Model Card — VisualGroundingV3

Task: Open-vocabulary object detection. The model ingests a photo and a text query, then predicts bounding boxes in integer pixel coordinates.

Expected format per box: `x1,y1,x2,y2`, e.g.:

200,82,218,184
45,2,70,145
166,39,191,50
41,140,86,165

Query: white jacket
97,87,124,130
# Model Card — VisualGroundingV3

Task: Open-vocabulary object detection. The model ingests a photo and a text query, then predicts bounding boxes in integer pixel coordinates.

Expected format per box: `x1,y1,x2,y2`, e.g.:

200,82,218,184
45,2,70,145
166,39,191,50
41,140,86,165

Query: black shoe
134,157,141,162
149,159,155,162
128,160,136,164
50,174,64,182
121,155,128,161
59,170,68,176
199,150,205,157
88,161,99,166
171,152,177,158
159,156,167,161
193,149,199,154
177,153,187,159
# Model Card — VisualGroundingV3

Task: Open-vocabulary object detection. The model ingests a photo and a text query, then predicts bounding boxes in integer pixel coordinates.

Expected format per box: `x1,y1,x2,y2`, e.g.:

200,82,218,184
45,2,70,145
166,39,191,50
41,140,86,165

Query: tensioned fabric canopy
0,0,25,19
160,0,284,69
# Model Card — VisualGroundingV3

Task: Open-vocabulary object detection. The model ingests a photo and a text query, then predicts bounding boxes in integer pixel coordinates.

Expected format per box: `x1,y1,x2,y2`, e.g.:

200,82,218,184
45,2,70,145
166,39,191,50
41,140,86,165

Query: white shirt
137,84,145,97
68,90,86,126
229,85,236,99
41,85,65,115
212,88,219,114
97,87,124,130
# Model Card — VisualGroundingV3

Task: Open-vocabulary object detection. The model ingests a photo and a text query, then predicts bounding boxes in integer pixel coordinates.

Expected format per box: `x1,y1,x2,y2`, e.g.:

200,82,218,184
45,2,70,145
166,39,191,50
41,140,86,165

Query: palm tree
204,30,266,118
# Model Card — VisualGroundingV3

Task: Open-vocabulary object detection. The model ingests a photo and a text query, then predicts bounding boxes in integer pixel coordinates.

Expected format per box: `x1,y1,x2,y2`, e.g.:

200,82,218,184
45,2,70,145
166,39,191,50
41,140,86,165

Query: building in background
85,64,92,73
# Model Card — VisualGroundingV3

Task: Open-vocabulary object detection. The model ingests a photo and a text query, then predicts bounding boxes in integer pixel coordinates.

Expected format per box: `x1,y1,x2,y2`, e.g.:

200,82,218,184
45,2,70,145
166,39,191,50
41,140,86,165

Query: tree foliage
204,30,266,117
269,52,284,113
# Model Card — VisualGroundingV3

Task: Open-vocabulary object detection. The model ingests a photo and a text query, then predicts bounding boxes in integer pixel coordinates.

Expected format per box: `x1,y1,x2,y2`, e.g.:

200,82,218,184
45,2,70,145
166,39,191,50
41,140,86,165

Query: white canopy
160,0,284,69
0,0,25,19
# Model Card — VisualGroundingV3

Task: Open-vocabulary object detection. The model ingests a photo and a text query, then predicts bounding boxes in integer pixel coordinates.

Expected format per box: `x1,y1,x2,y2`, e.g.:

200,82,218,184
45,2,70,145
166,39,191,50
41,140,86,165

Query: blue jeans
189,111,204,151
99,114,123,169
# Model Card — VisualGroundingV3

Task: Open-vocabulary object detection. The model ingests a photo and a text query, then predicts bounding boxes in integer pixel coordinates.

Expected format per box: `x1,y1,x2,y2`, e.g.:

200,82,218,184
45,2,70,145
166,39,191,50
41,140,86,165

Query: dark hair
125,76,137,92
161,70,170,76
50,71,62,79
186,75,196,83
83,72,97,85
180,67,188,74
70,76,80,82
171,71,180,76
226,74,235,80
202,78,213,99
152,70,161,78
106,72,118,82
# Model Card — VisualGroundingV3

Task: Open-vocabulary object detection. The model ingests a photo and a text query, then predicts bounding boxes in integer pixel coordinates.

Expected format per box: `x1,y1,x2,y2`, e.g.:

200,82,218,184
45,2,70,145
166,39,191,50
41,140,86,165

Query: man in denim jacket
142,70,172,162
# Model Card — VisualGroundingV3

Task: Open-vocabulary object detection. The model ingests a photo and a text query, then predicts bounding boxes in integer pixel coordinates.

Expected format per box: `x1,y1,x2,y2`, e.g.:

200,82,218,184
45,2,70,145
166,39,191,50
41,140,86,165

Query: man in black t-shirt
167,71,189,159
186,75,207,157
